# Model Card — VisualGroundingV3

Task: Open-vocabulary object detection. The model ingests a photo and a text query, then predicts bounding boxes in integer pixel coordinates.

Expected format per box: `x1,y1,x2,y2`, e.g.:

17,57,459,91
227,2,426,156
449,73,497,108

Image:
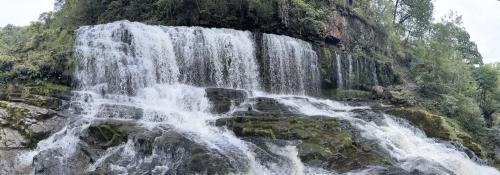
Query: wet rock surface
0,150,33,175
205,88,248,114
217,115,395,173
0,101,67,148
34,120,238,175
233,97,301,117
387,108,486,158
95,104,144,120
0,128,28,148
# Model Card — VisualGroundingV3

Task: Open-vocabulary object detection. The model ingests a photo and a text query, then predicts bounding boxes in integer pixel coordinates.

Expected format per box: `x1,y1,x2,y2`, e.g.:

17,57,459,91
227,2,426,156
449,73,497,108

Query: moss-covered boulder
387,108,486,158
217,116,393,173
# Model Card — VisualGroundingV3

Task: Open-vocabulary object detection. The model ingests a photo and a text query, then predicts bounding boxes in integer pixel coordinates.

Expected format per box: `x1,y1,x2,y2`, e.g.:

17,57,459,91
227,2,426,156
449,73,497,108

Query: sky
0,0,498,63
0,0,54,26
434,0,500,63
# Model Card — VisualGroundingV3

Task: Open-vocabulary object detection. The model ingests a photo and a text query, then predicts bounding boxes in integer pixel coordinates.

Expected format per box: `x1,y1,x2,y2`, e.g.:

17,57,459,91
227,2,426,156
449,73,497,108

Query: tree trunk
393,0,400,24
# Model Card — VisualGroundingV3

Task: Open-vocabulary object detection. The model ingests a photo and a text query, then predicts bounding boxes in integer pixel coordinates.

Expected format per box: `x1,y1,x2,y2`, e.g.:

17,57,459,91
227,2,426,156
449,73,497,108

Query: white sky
0,0,54,26
433,0,500,63
0,0,498,63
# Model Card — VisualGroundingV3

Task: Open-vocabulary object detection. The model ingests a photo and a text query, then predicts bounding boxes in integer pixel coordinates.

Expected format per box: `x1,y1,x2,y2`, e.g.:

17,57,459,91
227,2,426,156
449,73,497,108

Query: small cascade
335,52,343,89
347,54,353,89
372,60,379,86
262,33,320,95
275,96,500,175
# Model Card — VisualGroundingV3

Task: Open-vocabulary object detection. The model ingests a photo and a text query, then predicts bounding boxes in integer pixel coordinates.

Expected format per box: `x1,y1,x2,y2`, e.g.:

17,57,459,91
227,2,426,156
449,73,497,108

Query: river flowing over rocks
1,21,498,175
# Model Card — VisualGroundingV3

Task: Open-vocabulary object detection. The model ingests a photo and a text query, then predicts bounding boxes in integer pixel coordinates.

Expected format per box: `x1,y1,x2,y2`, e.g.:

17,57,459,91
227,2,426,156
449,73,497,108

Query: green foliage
392,0,433,39
391,13,490,132
0,20,75,85
473,64,500,127
288,0,327,37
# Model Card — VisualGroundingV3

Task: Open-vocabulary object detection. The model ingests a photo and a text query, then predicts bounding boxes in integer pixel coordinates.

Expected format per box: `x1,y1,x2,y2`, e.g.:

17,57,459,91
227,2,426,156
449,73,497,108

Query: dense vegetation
0,0,499,162
0,12,74,90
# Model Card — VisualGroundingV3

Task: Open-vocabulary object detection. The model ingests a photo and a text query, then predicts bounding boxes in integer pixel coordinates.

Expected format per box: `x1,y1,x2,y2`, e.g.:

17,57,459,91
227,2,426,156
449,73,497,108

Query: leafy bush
0,14,75,86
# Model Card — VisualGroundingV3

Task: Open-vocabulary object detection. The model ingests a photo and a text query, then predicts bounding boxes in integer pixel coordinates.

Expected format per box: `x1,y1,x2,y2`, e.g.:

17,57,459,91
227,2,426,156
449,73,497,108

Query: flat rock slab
0,128,28,148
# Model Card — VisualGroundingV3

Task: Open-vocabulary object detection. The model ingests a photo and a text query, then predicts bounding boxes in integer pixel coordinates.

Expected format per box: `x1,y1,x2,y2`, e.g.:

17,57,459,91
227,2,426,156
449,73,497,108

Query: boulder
0,101,67,148
233,97,299,117
371,85,384,98
0,128,28,148
205,88,247,114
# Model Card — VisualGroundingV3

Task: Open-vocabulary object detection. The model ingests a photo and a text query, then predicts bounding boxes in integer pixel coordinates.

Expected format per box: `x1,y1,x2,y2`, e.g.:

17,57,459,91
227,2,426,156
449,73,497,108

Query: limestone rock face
0,101,67,148
0,128,28,148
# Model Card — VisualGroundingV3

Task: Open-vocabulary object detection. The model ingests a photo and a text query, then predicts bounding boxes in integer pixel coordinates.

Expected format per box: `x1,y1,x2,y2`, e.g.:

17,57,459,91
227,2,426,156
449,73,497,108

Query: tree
392,0,433,40
474,64,500,127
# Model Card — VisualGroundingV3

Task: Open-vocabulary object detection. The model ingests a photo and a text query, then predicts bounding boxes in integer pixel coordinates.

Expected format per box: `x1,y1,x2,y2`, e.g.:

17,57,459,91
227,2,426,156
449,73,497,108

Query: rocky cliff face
0,86,71,174
69,0,400,93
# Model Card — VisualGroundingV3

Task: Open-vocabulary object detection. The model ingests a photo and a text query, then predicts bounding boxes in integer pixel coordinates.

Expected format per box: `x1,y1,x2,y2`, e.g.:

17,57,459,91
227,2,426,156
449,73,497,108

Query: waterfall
9,21,499,175
372,60,379,86
262,34,320,95
347,54,353,89
276,97,500,175
74,22,261,95
335,52,343,89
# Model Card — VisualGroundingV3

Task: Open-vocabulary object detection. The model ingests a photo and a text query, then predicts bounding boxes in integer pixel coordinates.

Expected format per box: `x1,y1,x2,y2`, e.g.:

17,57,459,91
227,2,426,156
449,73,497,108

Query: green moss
222,116,386,173
380,156,392,165
242,127,276,139
361,144,373,152
340,132,353,146
88,124,128,148
388,108,486,158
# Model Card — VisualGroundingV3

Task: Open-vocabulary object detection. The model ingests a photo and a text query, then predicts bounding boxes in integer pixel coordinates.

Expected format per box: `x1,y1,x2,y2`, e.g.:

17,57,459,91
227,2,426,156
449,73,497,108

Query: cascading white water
274,96,500,175
74,21,261,95
347,54,353,89
335,52,343,89
372,60,379,86
262,33,320,95
10,21,499,175
13,21,325,175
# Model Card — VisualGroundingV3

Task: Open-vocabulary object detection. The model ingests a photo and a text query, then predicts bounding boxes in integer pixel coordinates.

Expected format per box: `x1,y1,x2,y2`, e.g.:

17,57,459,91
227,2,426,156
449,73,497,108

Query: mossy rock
0,100,64,148
87,124,128,149
322,89,371,100
0,83,69,110
387,108,486,158
218,116,385,173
